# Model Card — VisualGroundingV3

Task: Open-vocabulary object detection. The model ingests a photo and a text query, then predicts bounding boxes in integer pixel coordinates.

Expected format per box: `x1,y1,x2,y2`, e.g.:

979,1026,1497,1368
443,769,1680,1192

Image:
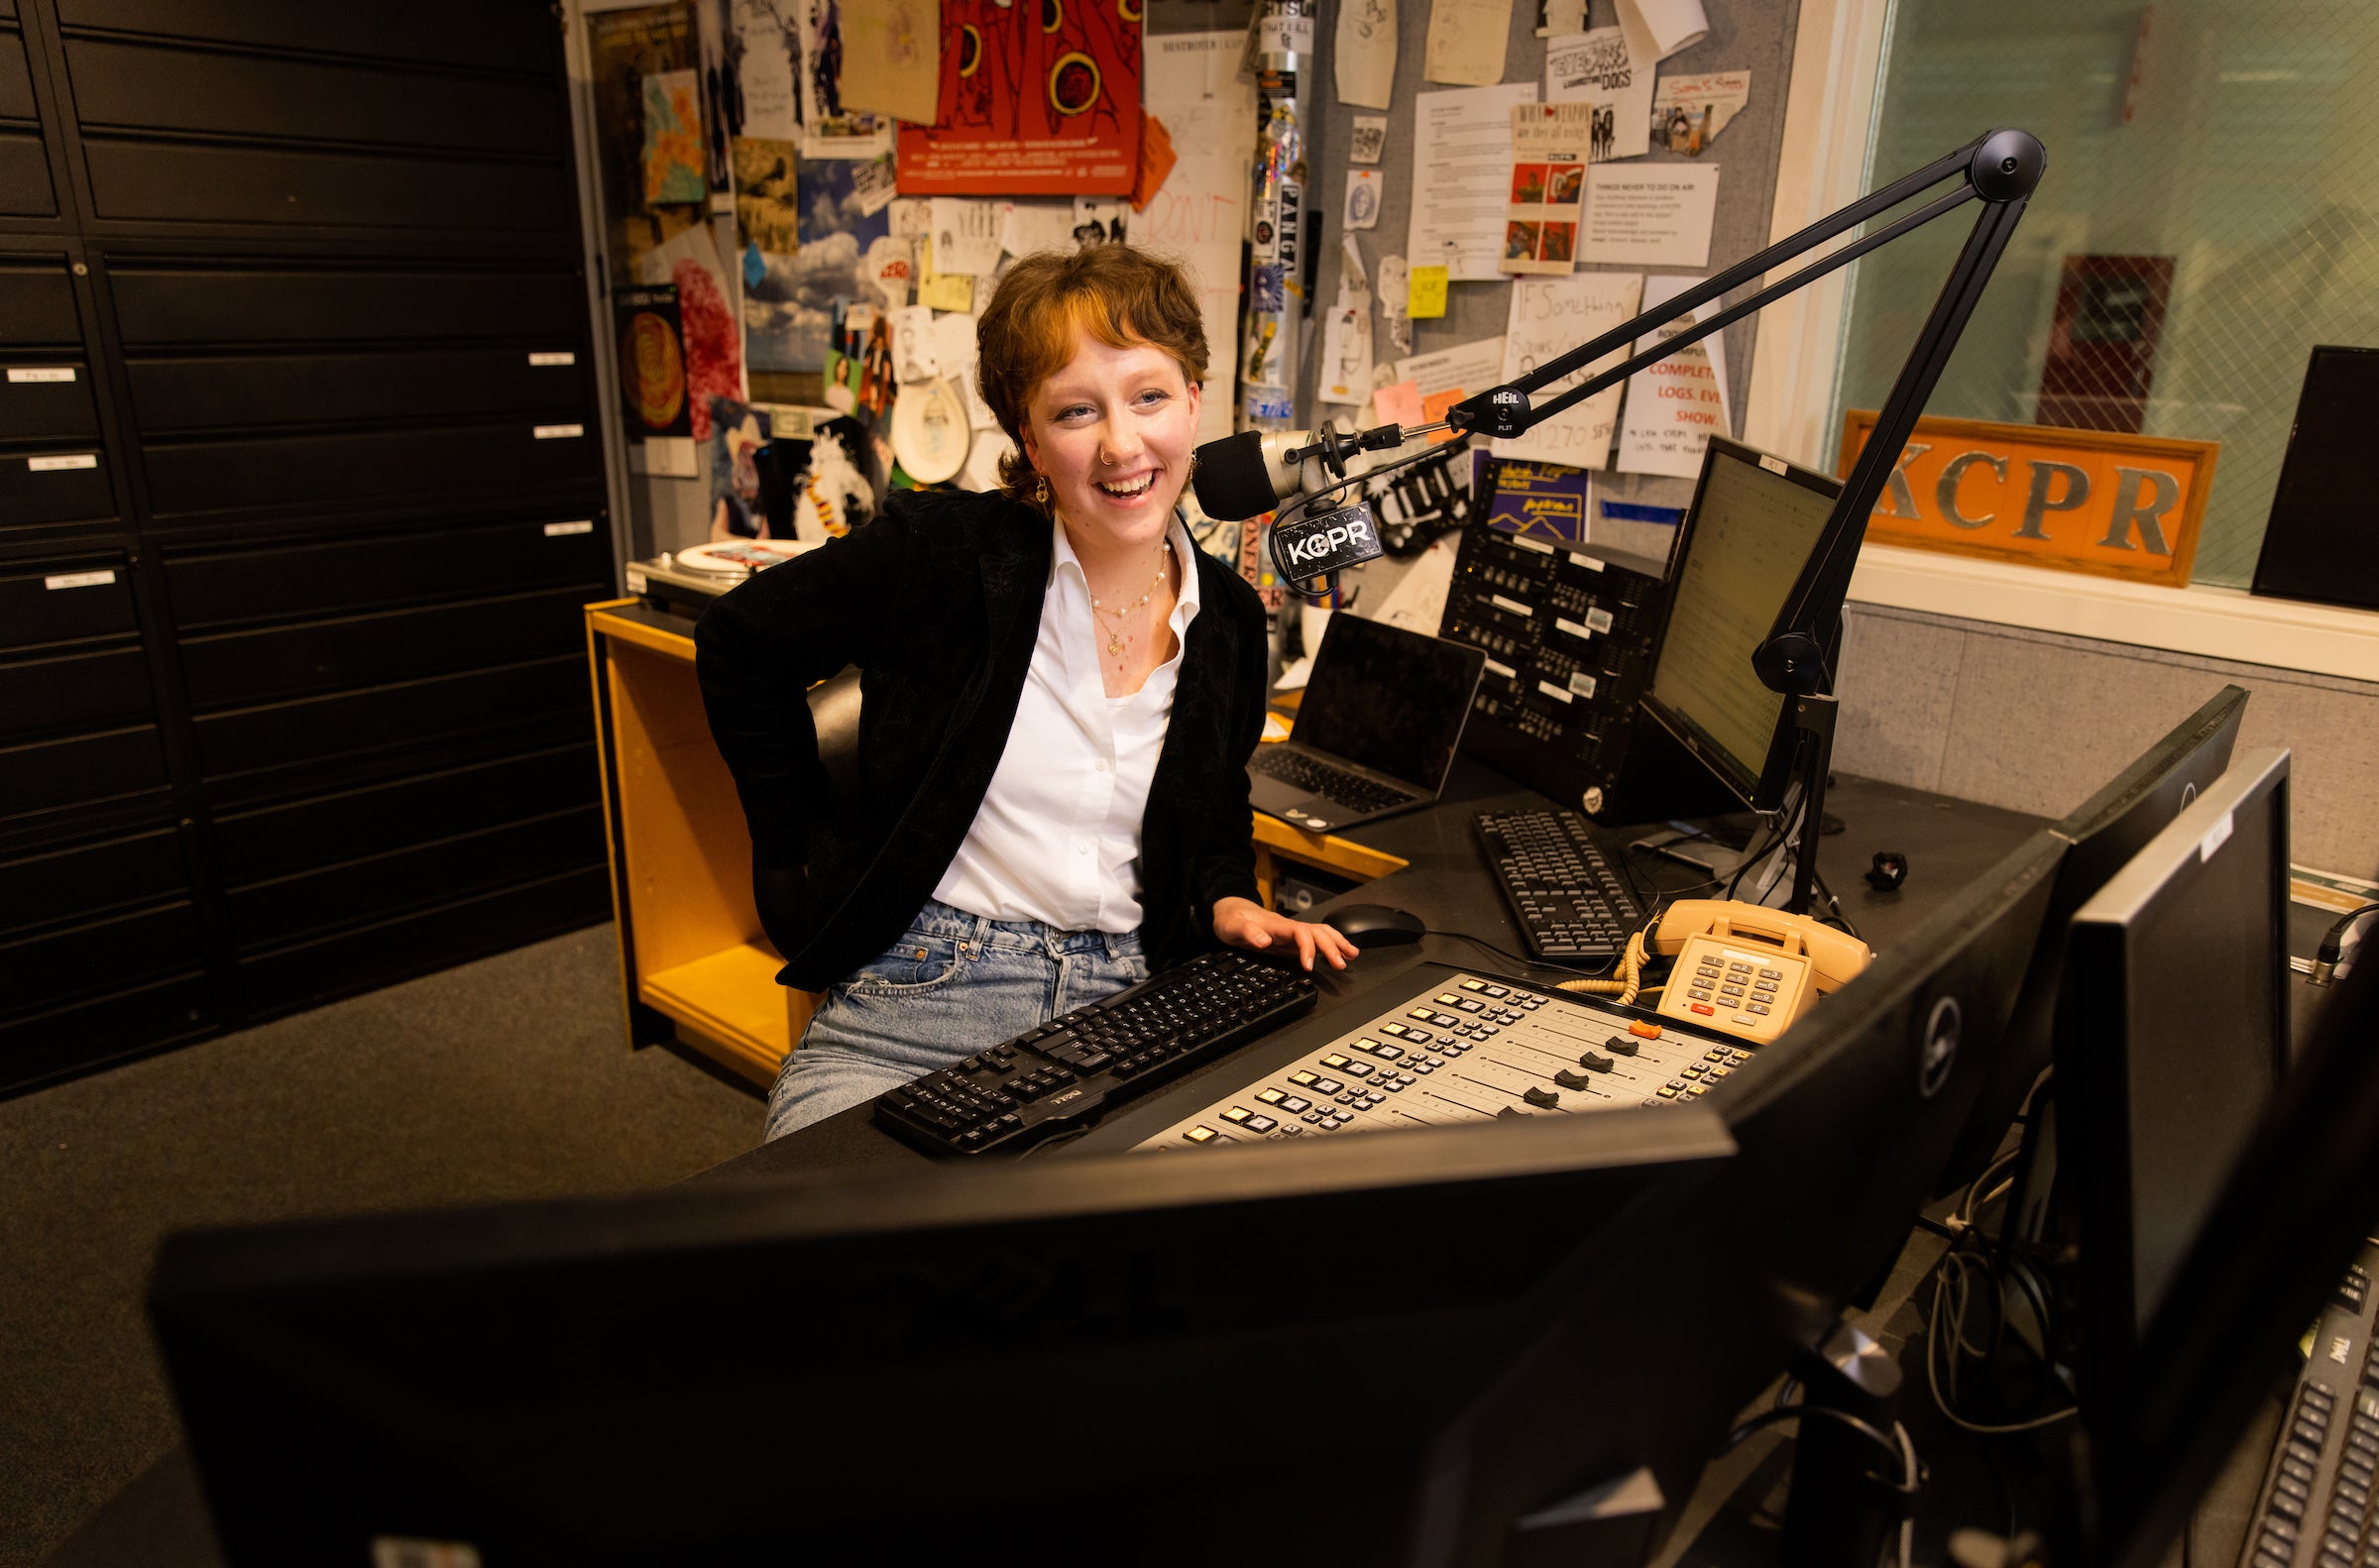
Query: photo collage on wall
591,0,1223,548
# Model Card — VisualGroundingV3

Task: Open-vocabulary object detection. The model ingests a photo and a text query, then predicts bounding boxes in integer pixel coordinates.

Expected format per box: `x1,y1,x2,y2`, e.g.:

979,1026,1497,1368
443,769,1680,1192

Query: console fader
1137,972,1750,1150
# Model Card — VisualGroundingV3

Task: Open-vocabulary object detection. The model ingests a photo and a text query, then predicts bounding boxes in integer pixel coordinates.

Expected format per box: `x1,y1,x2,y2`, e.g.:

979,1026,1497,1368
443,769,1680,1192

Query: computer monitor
2084,944,2379,1568
1640,437,1846,814
1939,684,2249,1203
2253,346,2379,615
2058,746,2292,1411
1712,825,2072,1317
152,1107,1738,1567
1290,612,1487,797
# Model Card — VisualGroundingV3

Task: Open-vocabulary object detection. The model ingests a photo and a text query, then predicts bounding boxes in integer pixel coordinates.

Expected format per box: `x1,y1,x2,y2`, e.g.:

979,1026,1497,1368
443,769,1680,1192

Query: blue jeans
763,898,1150,1142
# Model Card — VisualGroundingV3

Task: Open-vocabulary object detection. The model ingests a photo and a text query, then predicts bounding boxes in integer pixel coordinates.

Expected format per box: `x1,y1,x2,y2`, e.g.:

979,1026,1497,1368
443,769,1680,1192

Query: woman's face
1020,330,1200,555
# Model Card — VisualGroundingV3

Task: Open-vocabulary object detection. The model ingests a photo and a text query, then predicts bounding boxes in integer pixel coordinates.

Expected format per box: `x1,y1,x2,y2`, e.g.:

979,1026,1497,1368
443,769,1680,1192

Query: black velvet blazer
693,487,1270,993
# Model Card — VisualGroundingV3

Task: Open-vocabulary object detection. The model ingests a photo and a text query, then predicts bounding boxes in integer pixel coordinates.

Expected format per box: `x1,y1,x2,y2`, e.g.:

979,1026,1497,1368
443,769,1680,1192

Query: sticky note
916,239,975,313
1408,264,1449,318
1373,379,1425,427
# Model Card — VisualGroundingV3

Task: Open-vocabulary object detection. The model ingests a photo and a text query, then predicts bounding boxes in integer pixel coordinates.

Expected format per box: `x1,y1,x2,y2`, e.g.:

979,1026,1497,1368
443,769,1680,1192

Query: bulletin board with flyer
585,0,1262,568
580,0,1800,616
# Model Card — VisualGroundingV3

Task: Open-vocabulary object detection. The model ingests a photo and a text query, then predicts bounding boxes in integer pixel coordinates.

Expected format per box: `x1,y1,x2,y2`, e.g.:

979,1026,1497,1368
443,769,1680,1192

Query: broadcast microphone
1189,422,1416,521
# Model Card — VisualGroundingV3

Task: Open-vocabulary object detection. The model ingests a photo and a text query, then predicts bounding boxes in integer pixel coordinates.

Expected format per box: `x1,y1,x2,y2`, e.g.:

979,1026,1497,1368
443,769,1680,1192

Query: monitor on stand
1634,437,1844,904
1944,684,2249,1213
2055,747,2293,1422
2037,750,2354,1568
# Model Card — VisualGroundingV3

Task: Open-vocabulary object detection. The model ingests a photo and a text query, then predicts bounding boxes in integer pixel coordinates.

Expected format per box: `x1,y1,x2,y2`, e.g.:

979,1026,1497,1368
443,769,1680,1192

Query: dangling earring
1034,475,1051,507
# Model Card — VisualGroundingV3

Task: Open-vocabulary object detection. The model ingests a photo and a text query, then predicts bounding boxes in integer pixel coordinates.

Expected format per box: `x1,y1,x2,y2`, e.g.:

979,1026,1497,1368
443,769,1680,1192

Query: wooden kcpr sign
1838,411,2217,588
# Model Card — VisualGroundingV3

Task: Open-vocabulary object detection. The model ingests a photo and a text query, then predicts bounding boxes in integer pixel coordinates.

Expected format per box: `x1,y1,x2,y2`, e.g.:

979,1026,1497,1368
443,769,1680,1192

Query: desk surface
700,759,2052,1185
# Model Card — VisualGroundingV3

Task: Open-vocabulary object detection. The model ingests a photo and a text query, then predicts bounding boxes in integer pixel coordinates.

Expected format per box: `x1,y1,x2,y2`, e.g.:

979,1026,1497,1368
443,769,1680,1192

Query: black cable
1421,928,1619,981
1810,869,1862,941
2315,902,2379,981
1722,1403,1916,1489
1723,815,1791,902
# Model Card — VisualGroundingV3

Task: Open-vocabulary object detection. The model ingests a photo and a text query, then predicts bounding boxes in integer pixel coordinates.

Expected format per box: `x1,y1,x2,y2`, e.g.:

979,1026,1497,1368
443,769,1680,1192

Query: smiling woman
694,245,1358,1143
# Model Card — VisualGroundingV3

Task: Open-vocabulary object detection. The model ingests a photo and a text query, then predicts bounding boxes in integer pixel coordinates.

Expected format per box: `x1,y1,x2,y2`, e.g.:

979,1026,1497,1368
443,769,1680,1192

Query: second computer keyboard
873,950,1318,1157
2239,1238,2379,1568
1475,808,1647,961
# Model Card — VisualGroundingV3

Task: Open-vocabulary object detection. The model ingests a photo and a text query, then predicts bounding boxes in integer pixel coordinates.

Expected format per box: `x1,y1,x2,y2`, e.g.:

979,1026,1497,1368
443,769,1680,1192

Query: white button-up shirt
933,513,1201,933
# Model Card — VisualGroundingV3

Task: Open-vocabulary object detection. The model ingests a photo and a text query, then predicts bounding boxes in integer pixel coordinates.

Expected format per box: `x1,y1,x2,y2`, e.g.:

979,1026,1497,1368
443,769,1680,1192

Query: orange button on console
1689,1003,1714,1016
1630,1021,1662,1039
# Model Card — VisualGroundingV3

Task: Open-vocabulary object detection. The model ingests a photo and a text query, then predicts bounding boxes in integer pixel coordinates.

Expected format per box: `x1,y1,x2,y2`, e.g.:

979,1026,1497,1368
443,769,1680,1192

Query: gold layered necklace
1087,540,1174,658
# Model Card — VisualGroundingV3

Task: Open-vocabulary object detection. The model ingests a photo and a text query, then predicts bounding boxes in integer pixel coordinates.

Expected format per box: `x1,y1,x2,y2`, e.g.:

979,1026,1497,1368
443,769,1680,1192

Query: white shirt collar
1050,512,1203,626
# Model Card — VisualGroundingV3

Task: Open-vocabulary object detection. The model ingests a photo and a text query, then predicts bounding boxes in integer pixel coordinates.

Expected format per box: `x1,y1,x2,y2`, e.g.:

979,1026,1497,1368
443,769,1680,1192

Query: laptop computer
1247,613,1487,835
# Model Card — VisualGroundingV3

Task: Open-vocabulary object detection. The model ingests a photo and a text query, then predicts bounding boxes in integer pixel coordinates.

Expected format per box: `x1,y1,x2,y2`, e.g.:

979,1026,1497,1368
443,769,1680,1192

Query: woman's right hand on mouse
1211,897,1359,972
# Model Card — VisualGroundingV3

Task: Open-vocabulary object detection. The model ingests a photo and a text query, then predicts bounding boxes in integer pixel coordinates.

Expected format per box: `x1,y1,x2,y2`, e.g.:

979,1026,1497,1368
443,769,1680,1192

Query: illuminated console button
1185,1126,1221,1143
1435,993,1462,1006
1706,1051,1729,1063
1220,1106,1252,1124
1407,1008,1435,1021
1290,1069,1318,1086
1629,1021,1661,1040
1381,1023,1411,1038
1321,1053,1351,1069
1460,979,1488,991
1354,1038,1383,1053
1656,1086,1679,1099
1257,1087,1286,1105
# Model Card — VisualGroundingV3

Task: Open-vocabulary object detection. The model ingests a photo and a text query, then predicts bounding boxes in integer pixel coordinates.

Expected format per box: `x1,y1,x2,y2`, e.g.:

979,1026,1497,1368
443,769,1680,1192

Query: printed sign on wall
1838,411,2218,588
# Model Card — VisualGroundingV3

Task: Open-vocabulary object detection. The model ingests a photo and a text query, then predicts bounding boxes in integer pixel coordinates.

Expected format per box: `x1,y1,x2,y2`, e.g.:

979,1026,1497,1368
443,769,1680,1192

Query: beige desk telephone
1650,900,1871,1046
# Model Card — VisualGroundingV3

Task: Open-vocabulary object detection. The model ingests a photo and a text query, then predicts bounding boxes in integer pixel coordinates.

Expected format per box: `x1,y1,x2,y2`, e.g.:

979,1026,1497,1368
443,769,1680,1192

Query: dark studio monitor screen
1294,614,1484,789
2066,747,2290,1353
1643,439,1845,809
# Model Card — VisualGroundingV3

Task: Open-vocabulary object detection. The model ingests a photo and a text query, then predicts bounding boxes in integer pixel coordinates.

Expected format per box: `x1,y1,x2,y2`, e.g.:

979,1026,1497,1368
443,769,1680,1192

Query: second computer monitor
1640,437,1845,813
2062,745,2292,1400
1940,684,2248,1201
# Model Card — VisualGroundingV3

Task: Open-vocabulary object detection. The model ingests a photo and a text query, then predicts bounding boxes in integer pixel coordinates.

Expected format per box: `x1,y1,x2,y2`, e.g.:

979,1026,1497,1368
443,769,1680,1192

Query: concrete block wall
1833,604,2379,880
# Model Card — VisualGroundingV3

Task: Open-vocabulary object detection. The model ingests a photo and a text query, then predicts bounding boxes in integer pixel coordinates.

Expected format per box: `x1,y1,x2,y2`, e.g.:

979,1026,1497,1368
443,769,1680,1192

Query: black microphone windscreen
1190,430,1282,521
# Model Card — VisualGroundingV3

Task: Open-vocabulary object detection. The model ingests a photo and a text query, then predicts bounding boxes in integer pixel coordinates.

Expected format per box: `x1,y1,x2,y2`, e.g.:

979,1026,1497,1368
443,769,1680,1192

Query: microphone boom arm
1440,127,2046,700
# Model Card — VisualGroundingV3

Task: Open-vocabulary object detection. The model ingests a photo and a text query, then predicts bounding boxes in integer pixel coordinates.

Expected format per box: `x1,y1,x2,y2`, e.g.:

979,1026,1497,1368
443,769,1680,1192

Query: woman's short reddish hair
973,244,1209,505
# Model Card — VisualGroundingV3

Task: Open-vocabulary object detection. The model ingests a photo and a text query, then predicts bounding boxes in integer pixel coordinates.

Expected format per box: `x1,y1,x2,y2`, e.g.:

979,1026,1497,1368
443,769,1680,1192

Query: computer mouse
1322,903,1426,950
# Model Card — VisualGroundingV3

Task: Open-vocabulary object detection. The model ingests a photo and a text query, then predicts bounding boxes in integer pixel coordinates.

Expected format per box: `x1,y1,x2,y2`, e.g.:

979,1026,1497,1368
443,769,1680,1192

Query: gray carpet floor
0,924,764,1568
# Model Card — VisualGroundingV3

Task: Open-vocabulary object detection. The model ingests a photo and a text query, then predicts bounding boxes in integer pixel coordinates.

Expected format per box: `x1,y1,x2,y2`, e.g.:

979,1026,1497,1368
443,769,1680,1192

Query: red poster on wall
896,0,1143,195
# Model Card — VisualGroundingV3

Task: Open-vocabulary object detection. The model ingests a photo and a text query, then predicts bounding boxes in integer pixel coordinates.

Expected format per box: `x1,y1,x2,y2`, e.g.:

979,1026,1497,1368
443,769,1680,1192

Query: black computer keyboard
2242,1240,2379,1568
873,950,1318,1156
1475,809,1647,961
1252,747,1416,815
